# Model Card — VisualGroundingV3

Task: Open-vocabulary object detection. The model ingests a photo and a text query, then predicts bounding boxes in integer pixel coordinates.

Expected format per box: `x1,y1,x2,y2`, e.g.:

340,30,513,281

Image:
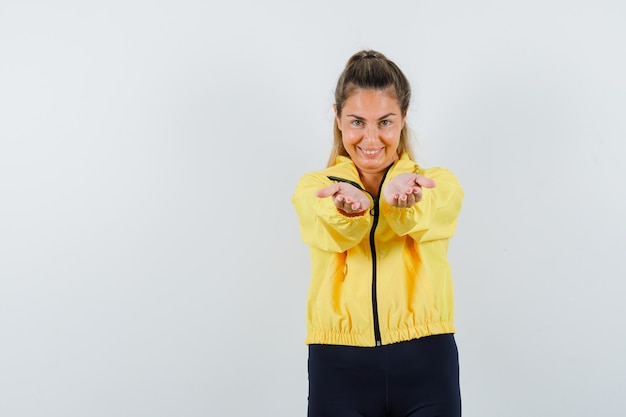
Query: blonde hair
327,50,415,167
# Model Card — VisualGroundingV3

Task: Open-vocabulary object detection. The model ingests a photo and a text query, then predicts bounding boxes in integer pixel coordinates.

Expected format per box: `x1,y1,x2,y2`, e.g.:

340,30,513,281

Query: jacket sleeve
291,173,373,253
379,167,464,242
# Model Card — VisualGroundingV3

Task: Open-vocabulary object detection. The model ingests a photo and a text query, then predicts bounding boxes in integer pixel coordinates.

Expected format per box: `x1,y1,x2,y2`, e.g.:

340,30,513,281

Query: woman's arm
292,173,373,252
380,168,464,242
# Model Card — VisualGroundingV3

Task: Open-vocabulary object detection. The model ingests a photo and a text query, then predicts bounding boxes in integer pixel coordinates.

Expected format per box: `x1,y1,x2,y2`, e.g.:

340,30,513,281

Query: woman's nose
364,126,378,141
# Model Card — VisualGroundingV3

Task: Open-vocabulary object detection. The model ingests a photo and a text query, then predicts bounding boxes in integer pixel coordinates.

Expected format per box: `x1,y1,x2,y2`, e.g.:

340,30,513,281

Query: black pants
308,334,461,417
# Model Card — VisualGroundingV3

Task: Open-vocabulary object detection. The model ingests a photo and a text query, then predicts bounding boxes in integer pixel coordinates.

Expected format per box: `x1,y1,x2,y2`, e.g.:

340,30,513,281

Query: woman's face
336,88,405,177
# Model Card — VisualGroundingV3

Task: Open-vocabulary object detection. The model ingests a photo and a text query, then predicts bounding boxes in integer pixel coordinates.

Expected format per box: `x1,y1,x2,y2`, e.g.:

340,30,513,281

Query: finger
415,175,437,188
414,189,423,203
398,193,409,208
316,184,340,198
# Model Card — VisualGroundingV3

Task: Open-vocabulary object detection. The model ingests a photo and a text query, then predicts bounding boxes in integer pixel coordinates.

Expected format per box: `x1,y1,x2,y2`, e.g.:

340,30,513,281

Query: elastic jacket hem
306,322,456,347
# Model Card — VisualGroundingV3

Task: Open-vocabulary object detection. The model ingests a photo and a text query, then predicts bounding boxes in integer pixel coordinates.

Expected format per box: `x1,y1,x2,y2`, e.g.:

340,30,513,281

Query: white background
1,1,625,416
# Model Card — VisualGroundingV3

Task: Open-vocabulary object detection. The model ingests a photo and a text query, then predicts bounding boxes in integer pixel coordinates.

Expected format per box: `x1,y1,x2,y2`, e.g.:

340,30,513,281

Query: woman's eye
380,120,391,126
351,120,363,127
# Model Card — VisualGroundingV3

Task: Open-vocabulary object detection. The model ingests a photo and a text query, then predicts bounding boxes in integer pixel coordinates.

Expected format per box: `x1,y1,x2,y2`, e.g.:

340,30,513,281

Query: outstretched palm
382,173,436,208
317,182,371,215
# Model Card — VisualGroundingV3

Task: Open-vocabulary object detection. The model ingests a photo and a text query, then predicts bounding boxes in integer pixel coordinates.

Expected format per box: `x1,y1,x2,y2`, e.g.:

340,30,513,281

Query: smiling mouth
359,147,383,156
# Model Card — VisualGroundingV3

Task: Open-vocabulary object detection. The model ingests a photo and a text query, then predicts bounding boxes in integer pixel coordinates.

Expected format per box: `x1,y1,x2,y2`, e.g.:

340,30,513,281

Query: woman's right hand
316,183,371,216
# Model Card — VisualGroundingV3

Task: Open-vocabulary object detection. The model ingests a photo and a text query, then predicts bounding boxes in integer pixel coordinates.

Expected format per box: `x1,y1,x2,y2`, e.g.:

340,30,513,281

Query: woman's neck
360,172,383,197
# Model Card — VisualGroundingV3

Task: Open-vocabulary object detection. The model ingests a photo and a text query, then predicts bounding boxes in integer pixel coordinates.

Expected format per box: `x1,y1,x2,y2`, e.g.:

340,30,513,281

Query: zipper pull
370,198,378,216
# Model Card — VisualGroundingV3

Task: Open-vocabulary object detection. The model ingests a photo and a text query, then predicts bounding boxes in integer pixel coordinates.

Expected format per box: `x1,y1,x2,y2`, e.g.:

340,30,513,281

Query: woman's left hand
382,173,437,208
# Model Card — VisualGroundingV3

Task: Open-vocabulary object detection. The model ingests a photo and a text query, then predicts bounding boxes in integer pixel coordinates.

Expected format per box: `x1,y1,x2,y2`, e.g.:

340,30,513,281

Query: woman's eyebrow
346,112,397,120
377,113,397,120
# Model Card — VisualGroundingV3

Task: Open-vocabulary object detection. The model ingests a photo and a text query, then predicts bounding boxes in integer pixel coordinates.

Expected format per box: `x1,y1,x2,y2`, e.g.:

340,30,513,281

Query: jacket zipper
328,167,392,347
369,196,382,346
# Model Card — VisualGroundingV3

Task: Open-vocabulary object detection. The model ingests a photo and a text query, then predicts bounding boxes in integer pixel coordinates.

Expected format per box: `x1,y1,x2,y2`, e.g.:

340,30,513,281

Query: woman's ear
333,104,341,131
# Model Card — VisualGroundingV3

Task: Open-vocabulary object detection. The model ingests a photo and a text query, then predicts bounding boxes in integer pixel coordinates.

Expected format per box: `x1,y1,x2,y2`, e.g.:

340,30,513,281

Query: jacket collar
326,152,418,181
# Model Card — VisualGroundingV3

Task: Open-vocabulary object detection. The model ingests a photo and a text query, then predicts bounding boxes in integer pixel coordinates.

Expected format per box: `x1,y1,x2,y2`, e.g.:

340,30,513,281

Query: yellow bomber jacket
292,153,464,347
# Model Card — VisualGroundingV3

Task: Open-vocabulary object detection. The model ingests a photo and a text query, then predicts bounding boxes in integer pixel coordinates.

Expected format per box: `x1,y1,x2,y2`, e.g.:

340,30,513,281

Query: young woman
292,50,464,417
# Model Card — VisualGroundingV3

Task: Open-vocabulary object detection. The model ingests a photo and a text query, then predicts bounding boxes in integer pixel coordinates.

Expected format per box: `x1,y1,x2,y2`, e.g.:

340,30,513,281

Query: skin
317,88,436,215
